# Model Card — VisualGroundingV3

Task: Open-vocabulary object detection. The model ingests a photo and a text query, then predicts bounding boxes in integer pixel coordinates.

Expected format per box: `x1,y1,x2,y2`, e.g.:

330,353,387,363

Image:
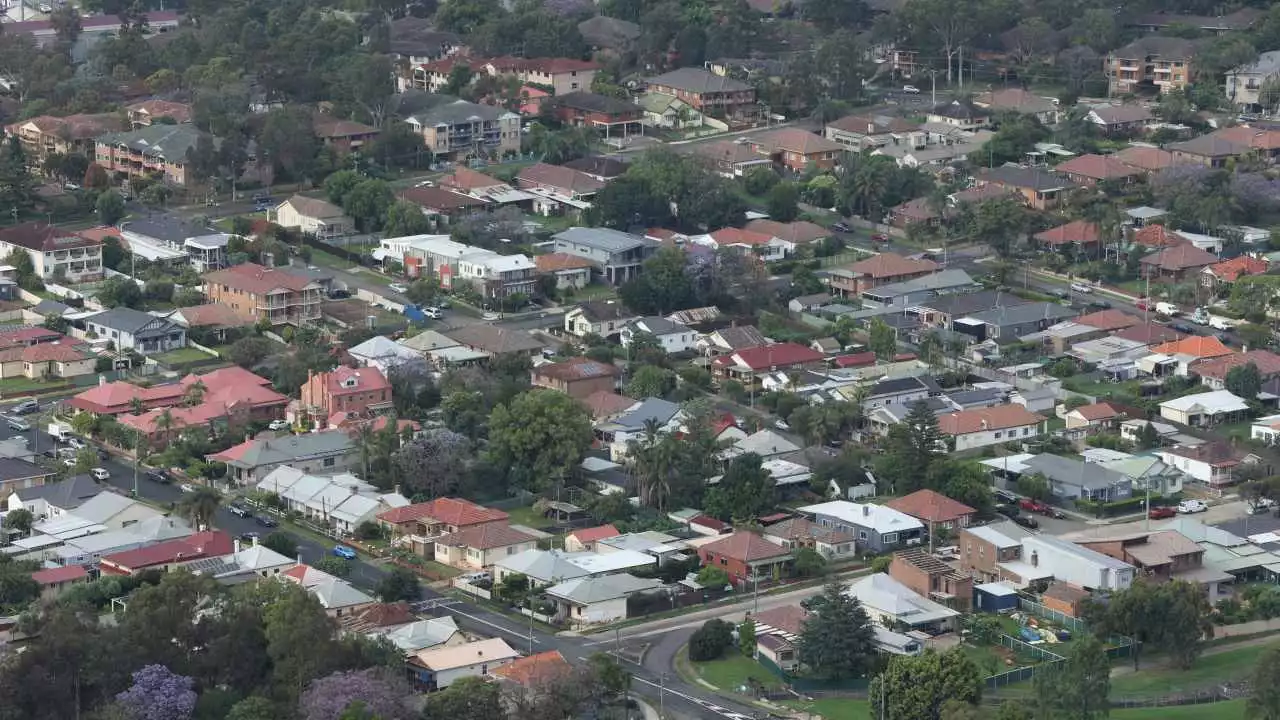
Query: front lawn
155,347,218,366
0,377,68,394
1109,642,1280,697
791,698,871,720
681,649,783,696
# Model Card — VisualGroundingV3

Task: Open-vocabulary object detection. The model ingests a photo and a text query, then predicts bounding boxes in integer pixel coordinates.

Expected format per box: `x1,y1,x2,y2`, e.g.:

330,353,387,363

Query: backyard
155,347,219,369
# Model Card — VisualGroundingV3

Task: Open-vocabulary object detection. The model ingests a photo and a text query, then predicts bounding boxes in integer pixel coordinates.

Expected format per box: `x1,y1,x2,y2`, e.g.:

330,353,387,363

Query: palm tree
629,419,678,512
176,486,222,530
183,380,207,407
129,396,144,415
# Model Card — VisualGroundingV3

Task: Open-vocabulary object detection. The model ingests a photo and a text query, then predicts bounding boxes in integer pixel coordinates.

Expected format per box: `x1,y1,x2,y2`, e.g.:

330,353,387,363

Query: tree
2,508,32,535
115,664,197,720
1090,579,1213,670
375,566,420,603
300,668,412,720
618,246,701,316
486,390,593,493
175,486,221,530
226,697,280,720
626,365,674,399
1249,645,1280,720
343,179,394,232
767,181,800,222
313,556,352,578
1032,633,1110,720
96,189,126,226
797,581,878,680
264,584,342,701
257,106,320,181
420,677,504,720
382,200,432,238
228,336,276,369
1227,362,1263,400
324,169,363,205
704,452,775,522
1016,473,1052,502
793,547,827,577
262,531,298,559
695,564,729,589
743,166,779,195
688,618,735,661
392,429,470,498
96,276,143,309
874,399,944,494
738,618,757,657
869,648,983,720
868,318,897,360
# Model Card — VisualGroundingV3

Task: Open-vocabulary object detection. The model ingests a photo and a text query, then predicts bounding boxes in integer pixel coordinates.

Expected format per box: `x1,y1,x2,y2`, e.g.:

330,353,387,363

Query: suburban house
596,397,682,461
1020,453,1133,502
1203,255,1268,288
99,531,235,577
1150,335,1235,376
516,163,605,216
552,92,644,138
398,186,489,224
565,525,621,553
863,376,943,412
534,252,596,290
380,235,536,300
485,56,600,94
827,252,939,298
544,574,663,626
1065,401,1139,432
847,573,960,633
530,357,620,400
1168,133,1255,168
701,325,768,355
859,269,977,309
377,498,509,555
1194,350,1280,390
925,101,991,131
1075,530,1216,586
958,521,1033,583
951,302,1078,343
709,343,825,388
1085,104,1153,134
125,99,193,127
401,96,522,161
1227,50,1280,110
208,430,359,485
1105,36,1199,96
284,564,376,617
440,325,544,359
889,547,974,611
297,366,393,429
912,291,1029,330
273,195,356,239
643,68,758,120
1139,243,1220,280
8,475,102,520
94,124,210,186
972,88,1059,124
1035,220,1103,253
937,405,1046,451
744,128,843,172
744,219,830,248
118,217,231,272
696,531,793,585
0,341,97,381
84,307,186,355
1156,441,1257,487
620,316,698,354
32,565,89,601
689,139,773,176
824,113,923,150
975,165,1075,210
0,222,104,283
312,115,380,155
760,517,856,560
799,500,925,553
885,489,976,536
1015,535,1136,591
564,302,641,339
203,262,325,326
552,227,657,285
1053,154,1142,186
409,638,519,690
434,524,539,570
1159,390,1250,427
693,227,790,261
6,113,123,162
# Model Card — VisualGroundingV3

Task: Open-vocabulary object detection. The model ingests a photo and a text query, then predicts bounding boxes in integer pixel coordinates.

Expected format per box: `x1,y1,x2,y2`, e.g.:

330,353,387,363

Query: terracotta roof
1206,255,1267,282
581,390,637,420
1035,220,1101,246
0,222,98,252
570,524,620,544
1151,335,1234,359
690,514,730,532
491,650,573,686
744,219,830,245
1114,322,1186,346
535,252,596,273
319,366,391,396
534,356,620,381
399,186,487,212
827,113,920,135
973,88,1057,114
1075,309,1141,331
1214,125,1280,151
751,604,808,635
376,497,508,526
100,531,234,574
885,489,976,523
437,523,536,550
20,342,92,363
313,115,380,139
1133,224,1189,249
1192,350,1280,381
748,127,842,156
11,113,123,140
1071,402,1125,421
177,303,255,328
1113,146,1180,173
717,342,824,371
441,167,506,192
203,262,319,294
0,327,66,348
938,405,1045,435
77,226,121,244
846,252,940,279
1140,244,1219,272
1043,581,1090,604
833,351,877,368
762,516,855,544
126,99,193,124
516,163,605,195
699,532,792,562
343,601,415,629
1161,440,1243,467
1054,154,1141,181
31,565,88,585
708,227,777,247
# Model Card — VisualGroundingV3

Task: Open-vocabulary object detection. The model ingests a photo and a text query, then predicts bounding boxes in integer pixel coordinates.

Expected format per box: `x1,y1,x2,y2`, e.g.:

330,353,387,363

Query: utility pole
930,70,938,107
132,431,139,498
957,45,963,90
659,673,666,717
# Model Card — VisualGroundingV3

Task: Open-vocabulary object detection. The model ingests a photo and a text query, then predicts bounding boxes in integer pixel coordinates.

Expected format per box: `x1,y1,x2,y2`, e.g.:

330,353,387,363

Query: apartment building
94,124,208,187
0,222,103,283
485,57,600,95
6,114,123,164
643,68,759,120
1106,36,1199,96
1227,50,1280,110
202,262,324,326
403,98,521,161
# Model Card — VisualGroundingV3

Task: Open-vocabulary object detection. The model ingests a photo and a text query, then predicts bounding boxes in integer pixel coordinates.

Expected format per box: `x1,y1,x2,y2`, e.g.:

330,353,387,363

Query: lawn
1112,700,1245,719
790,698,870,720
1062,376,1143,400
0,376,70,395
155,347,217,366
688,652,782,694
1109,642,1280,697
505,505,549,530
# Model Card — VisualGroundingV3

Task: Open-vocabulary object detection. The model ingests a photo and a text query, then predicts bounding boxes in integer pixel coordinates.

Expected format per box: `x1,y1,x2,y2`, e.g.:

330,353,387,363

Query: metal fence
1017,597,1088,633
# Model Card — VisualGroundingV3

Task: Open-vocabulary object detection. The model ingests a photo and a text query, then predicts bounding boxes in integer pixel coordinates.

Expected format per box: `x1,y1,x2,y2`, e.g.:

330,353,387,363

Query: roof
546,573,662,604
847,573,958,623
1160,390,1250,414
1113,35,1200,60
313,114,379,139
890,197,941,222
928,100,987,121
208,430,354,468
414,638,518,671
863,269,975,298
699,532,792,562
744,219,830,245
979,165,1074,192
646,67,751,93
444,325,543,355
572,301,636,324
404,97,515,126
1071,402,1127,421
100,531,234,573
95,123,208,161
827,113,921,135
554,91,641,118
1206,255,1268,282
399,185,487,212
437,523,536,550
174,303,254,328
728,429,801,458
749,128,843,156
553,227,651,253
1054,154,1141,181
284,564,376,608
1194,350,1280,381
1042,581,1091,604
964,521,1031,548
517,163,605,195
1113,146,1179,172
916,290,1028,316
204,262,318,294
1089,104,1153,125
577,15,641,47
127,98,193,123
377,497,508,526
752,604,808,635
31,565,89,585
13,112,123,140
535,252,599,272
496,548,592,582
1114,322,1187,346
0,222,97,252
1133,224,1189,248
12,475,102,509
763,516,855,544
885,490,976,523
937,404,1045,435
1075,309,1141,331
710,325,768,350
581,390,637,420
1169,133,1250,158
846,252,939,279
1140,244,1220,272
441,167,506,192
707,227,778,247
491,650,573,686
570,524,621,544
959,301,1077,327
973,88,1057,115
1151,335,1234,359
799,501,925,535
606,397,681,431
533,356,620,382
1022,454,1133,491
722,342,824,371
631,316,685,336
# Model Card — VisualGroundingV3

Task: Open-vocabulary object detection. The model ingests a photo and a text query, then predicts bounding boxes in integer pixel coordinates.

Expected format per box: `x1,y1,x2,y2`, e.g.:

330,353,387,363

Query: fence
1017,596,1139,659
451,578,492,600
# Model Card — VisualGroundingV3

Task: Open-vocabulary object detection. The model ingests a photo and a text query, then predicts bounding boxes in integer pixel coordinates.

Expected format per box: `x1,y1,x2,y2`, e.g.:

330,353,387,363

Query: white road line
632,677,749,719
439,607,541,645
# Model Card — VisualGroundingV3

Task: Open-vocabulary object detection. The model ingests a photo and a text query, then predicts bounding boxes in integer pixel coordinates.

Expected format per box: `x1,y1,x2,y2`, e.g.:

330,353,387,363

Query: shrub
688,619,734,662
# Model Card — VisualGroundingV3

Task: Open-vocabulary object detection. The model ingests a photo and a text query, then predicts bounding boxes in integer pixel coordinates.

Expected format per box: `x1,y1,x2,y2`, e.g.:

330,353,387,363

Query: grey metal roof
631,316,684,336
914,290,1028,316
121,216,210,244
1022,453,1130,492
96,124,208,161
404,97,513,126
979,165,1075,192
606,398,680,431
865,269,976,298
0,457,54,482
554,227,652,253
213,430,355,469
646,67,751,94
546,573,662,604
867,375,940,398
960,302,1078,327
11,475,101,509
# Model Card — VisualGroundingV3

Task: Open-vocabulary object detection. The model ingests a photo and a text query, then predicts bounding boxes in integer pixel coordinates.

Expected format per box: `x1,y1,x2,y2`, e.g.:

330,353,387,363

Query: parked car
268,419,289,431
902,85,921,93
1013,514,1040,529
1171,323,1194,334
1050,289,1069,300
1177,499,1208,514
871,233,889,243
179,483,196,494
66,437,86,450
388,283,408,294
228,504,252,518
830,221,851,233
10,400,38,415
255,514,278,528
424,307,443,319
90,468,110,481
995,504,1019,520
1088,300,1112,310
1070,282,1093,294
5,417,29,432
1148,506,1177,520
146,470,172,484
994,489,1018,504
332,545,357,560
1019,498,1051,514
239,532,260,542
436,298,452,309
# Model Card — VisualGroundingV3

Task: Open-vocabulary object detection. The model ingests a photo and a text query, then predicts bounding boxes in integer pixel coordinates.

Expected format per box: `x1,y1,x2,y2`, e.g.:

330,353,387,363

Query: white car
774,419,791,430
388,283,409,294
482,311,500,321
424,307,443,319
1069,282,1092,294
66,437,86,450
179,483,196,494
1177,499,1208,514
90,468,110,481
902,85,921,94
268,419,289,431
61,458,76,468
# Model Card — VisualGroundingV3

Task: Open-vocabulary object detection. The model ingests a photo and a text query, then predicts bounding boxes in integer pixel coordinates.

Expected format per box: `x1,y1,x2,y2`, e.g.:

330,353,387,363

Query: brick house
126,99,193,127
937,404,1046,451
552,92,643,138
1053,154,1142,186
530,356,620,400
1035,220,1102,253
1075,530,1206,582
313,115,381,155
887,197,943,229
885,490,976,536
298,366,394,429
975,166,1075,210
376,498,509,556
709,343,825,388
202,262,325,326
0,222,104,283
433,524,538,570
745,128,844,172
6,113,124,163
888,547,974,611
957,521,1031,583
643,68,758,120
827,252,939,298
1139,243,1219,280
696,531,792,585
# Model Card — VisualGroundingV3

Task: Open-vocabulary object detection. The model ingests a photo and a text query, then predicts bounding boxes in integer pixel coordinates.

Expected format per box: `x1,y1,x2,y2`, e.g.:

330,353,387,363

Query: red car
1019,498,1051,514
871,233,889,243
1149,506,1177,520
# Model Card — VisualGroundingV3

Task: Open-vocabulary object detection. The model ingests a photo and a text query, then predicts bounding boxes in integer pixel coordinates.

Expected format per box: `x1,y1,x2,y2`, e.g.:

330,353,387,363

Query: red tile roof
938,405,1045,435
1035,220,1101,246
99,531,234,574
322,366,391,396
68,366,279,416
127,99,193,124
1113,146,1180,173
31,565,88,585
399,186,487,212
569,524,620,544
1071,402,1125,421
833,351,878,368
491,650,573,686
751,604,808,635
534,356,620,382
0,222,99,252
707,227,777,247
176,303,255,328
1075,309,1141,331
376,497,508,526
437,523,536,550
1054,154,1141,181
699,532,792,562
516,163,605,195
743,219,830,245
441,167,506,192
19,342,92,363
1139,243,1220,272
1114,322,1187,346
581,390,637,420
1133,224,1189,249
847,252,940,279
1192,350,1280,381
885,489,976,523
1152,335,1235,359
716,343,824,371
1206,255,1268,282
203,262,319,294
535,252,596,273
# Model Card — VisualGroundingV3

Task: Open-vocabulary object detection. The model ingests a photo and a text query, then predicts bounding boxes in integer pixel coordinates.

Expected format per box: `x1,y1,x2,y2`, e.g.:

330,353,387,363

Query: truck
47,422,73,441
1155,302,1180,317
1209,314,1237,331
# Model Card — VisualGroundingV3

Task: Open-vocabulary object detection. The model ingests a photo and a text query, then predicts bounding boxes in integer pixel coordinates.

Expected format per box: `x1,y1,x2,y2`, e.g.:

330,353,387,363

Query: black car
1013,514,1040,529
146,470,171,484
97,448,109,461
830,221,852,233
255,515,278,528
1088,300,1112,310
1172,323,1194,333
228,504,252,518
994,490,1018,504
995,503,1019,520
238,531,260,542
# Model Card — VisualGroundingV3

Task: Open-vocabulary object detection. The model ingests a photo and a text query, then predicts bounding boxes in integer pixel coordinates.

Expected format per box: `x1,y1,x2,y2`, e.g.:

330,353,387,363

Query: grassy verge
683,649,783,695
0,377,70,394
1109,641,1280,697
1112,700,1244,719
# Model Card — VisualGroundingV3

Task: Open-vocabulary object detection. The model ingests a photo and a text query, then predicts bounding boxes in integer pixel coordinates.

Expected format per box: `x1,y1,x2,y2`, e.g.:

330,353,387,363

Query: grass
1062,376,1144,399
0,376,69,393
790,698,871,720
1112,700,1245,719
505,505,548,530
687,652,782,694
1109,641,1280,697
566,284,618,302
155,347,217,366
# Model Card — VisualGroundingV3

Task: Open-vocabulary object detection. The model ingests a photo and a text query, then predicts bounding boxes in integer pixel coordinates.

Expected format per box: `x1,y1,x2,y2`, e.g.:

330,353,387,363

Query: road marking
437,606,541,645
632,677,752,719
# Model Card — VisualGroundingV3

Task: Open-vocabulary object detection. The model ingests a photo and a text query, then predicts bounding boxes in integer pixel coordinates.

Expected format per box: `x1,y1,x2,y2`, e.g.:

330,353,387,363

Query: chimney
252,535,259,547
99,374,107,386
1030,550,1039,567
234,538,241,554
862,505,870,516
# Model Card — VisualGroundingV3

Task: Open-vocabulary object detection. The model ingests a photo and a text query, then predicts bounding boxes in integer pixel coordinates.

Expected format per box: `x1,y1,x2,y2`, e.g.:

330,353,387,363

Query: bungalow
744,219,831,248
689,139,772,177
84,307,186,355
693,227,790,262
926,101,990,132
544,573,663,626
1159,390,1250,427
398,186,489,224
1014,534,1135,591
621,316,698,354
972,88,1059,124
1035,220,1103,253
1193,350,1280,390
409,638,519,690
1053,154,1142,186
1150,335,1235,376
1085,104,1153,135
846,573,959,633
534,252,595,290
1113,145,1182,174
1065,401,1138,432
952,302,1079,343
99,531,235,577
701,325,769,355
824,113,923,150
433,523,539,570
530,357,620,400
515,163,605,217
564,302,641,339
564,524,621,553
1203,255,1268,288
709,342,825,388
937,404,1046,451
32,565,89,600
1140,244,1220,280
1169,133,1252,168
272,195,355,238
975,165,1075,210
884,489,976,535
596,397,682,461
696,531,793,586
1156,441,1258,487
799,500,925,553
887,197,942,228
760,517,856,560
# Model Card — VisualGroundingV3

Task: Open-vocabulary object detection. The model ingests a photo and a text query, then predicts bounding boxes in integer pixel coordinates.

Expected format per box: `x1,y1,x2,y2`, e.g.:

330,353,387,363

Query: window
883,532,899,545
994,431,1002,439
858,530,868,541
720,557,727,565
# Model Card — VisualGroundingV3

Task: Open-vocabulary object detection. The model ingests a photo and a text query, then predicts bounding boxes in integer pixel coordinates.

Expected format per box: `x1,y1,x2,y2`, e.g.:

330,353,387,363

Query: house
885,490,976,535
494,547,656,583
744,219,830,248
409,638,519,690
1228,50,1280,110
490,649,573,691
1085,104,1153,135
975,165,1075,210
312,115,380,155
1114,322,1187,347
381,235,536,299
1053,154,1142,186
434,523,539,570
562,156,629,183
824,113,923,151
1150,335,1235,377
744,128,843,172
760,517,856,559
552,227,657,285
1015,535,1135,591
710,343,825,388
5,11,178,47
577,15,641,50
442,325,544,359
483,57,600,95
1106,36,1199,96
565,525,621,553
874,128,996,171
251,467,405,534
208,430,359,485
694,226,790,261
859,269,977,309
284,564,377,617
1160,390,1249,427
581,391,635,422
846,573,959,633
1168,133,1252,168
564,302,641,340
32,565,89,601
1140,243,1220,281
84,307,186,355
1076,530,1212,584
6,113,123,162
398,186,489,224
0,456,53,501
889,547,974,611
701,325,769,355
1113,145,1181,174
385,17,461,66
544,573,663,626
925,101,990,132
827,253,939,299
639,92,706,129
99,531,235,576
621,316,698,354
958,521,1032,582
688,139,772,177
94,124,211,186
643,68,758,120
401,95,521,161
347,336,428,376
937,404,1046,451
799,500,925,553
1203,255,1267,288
8,475,102,520
911,291,1029,330
724,429,801,460
0,341,96,382
1021,452,1133,502
790,293,835,315
952,302,1078,343
696,531,793,585
126,99,193,127
273,195,355,239
1157,441,1257,487
203,262,324,326
1065,402,1138,432
377,498,509,553
534,252,595,290
1194,350,1280,390
516,163,605,216
170,303,255,342
1076,309,1143,333
1035,220,1103,253
863,376,943,412
118,216,231,272
596,397,683,461
298,366,393,429
972,88,1059,124
530,357,620,400
552,92,643,138
0,222,104,283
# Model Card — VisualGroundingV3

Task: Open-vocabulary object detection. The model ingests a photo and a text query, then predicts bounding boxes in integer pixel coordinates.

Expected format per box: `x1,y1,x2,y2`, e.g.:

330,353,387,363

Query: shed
974,581,1019,612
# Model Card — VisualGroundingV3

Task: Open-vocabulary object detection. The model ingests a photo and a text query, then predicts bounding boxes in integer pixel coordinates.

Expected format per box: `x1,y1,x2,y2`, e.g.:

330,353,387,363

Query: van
1069,282,1092,294
1155,302,1179,316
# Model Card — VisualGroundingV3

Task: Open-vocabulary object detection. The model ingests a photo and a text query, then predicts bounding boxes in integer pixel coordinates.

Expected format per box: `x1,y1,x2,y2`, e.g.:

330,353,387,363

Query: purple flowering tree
542,0,594,15
300,668,412,720
1230,173,1280,215
116,665,197,720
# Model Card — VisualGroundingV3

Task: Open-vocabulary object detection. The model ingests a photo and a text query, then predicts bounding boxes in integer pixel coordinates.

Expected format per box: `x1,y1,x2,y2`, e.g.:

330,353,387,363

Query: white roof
281,474,330,504
497,549,591,583
74,492,158,525
724,429,801,458
564,549,655,574
414,638,518,670
976,581,1019,597
799,501,924,535
1160,389,1250,414
57,529,148,557
846,573,958,624
382,617,458,652
331,494,381,523
979,453,1036,473
228,544,294,571
184,233,231,250
31,515,107,539
481,254,535,273
349,336,423,365
289,566,375,608
256,466,307,494
1081,448,1133,464
964,522,1030,548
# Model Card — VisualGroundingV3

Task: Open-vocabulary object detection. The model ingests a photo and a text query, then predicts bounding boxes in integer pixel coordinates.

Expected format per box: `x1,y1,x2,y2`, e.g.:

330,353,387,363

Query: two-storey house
486,57,600,95
530,356,620,400
564,302,641,340
826,252,939,299
516,163,606,217
402,96,521,162
376,497,509,557
551,227,657,285
552,92,644,138
298,366,394,429
799,500,925,553
0,222,103,283
84,307,186,355
1106,36,1199,96
709,343,825,389
203,262,324,326
744,128,843,172
643,68,758,121
889,547,974,611
958,521,1032,583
